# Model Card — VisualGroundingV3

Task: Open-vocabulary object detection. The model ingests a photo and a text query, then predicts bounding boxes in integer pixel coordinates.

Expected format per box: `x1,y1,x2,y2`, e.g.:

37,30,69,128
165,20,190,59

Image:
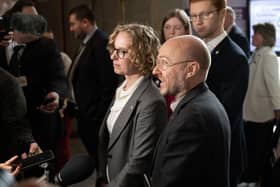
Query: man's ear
185,61,200,79
81,18,89,26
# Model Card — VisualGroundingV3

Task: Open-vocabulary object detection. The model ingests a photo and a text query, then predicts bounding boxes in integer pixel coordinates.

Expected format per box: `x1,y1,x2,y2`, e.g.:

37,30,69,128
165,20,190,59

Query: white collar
206,31,227,52
83,26,97,44
170,95,184,112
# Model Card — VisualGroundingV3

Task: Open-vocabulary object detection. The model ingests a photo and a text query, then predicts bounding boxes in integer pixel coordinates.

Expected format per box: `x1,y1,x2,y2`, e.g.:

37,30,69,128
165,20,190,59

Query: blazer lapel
107,76,150,150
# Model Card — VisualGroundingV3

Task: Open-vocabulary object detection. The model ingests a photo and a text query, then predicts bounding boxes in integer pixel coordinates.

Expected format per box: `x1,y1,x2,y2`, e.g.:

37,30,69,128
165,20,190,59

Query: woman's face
252,32,263,48
110,31,140,76
163,17,189,41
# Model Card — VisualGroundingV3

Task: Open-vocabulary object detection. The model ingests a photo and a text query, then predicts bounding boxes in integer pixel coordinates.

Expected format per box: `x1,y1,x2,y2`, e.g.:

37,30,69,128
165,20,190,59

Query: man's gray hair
11,12,47,36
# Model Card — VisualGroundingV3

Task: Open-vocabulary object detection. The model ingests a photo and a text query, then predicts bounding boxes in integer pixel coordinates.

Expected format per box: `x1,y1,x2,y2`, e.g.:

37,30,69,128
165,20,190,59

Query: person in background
0,0,38,84
151,35,231,187
224,6,250,57
242,22,280,187
97,23,168,187
7,13,67,175
0,66,41,166
42,29,72,170
189,0,249,186
67,4,118,158
159,8,192,116
0,0,42,179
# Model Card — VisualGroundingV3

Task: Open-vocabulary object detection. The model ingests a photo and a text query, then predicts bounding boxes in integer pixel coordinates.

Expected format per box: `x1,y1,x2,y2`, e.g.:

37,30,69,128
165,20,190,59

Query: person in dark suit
151,35,231,187
189,0,249,186
4,13,67,166
0,67,41,163
68,4,118,157
224,6,250,57
97,24,168,187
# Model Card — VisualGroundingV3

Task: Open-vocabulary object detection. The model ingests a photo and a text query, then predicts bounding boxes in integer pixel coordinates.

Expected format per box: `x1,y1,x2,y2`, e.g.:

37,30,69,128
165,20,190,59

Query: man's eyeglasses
156,57,194,70
109,48,129,59
190,9,218,22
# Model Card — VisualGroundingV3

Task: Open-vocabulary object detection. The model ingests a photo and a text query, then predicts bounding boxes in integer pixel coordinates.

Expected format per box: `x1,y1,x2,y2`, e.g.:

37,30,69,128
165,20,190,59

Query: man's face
13,30,29,43
69,14,86,40
21,6,38,15
153,41,187,97
190,1,225,41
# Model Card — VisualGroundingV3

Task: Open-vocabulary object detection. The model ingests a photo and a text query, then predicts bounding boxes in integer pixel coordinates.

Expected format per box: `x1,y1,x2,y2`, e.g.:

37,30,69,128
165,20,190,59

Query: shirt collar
206,31,227,52
170,95,185,112
83,26,97,45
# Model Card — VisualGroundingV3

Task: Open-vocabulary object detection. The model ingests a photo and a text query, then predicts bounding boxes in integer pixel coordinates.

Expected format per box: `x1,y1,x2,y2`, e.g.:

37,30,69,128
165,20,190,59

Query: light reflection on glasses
156,57,194,70
190,9,218,22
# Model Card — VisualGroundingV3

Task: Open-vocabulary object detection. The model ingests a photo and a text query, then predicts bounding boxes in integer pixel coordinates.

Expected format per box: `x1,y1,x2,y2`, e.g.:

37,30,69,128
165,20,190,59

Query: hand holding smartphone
12,150,55,171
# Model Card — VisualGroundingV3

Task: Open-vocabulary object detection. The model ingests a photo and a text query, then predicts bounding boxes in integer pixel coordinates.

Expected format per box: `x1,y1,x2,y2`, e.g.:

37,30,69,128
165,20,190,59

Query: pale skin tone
153,36,205,99
69,14,96,40
163,17,189,41
0,156,20,176
190,0,226,42
111,31,141,90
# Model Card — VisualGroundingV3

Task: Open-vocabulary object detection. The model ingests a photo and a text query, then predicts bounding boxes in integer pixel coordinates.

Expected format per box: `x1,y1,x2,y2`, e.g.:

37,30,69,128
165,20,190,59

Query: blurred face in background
69,14,87,40
190,0,225,42
252,32,263,48
163,17,189,41
110,31,140,76
21,5,38,15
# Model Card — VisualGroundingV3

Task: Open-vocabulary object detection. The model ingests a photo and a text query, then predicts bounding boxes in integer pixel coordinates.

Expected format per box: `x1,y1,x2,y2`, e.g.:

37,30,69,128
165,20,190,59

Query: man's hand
21,142,42,159
38,91,60,113
0,155,21,176
0,32,13,47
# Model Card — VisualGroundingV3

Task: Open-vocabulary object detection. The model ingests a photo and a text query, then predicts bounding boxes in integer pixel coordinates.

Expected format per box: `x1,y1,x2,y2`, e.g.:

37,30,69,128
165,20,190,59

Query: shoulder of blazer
87,29,108,48
212,36,247,62
173,83,208,115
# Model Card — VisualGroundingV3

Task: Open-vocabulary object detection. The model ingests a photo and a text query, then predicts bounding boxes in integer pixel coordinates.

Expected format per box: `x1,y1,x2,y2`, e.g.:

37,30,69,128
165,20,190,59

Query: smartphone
13,150,55,170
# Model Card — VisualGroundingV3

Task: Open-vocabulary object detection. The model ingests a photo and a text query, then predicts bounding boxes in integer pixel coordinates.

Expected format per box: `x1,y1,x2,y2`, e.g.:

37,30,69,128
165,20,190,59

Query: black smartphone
13,150,55,170
42,97,55,105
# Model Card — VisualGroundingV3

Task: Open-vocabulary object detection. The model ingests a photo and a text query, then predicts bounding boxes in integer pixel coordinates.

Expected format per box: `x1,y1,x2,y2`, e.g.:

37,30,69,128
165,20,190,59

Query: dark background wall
32,0,248,58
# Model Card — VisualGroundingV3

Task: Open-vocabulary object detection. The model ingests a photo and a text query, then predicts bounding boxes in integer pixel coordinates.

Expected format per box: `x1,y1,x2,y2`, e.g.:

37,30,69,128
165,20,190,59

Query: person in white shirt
242,22,280,187
97,23,168,187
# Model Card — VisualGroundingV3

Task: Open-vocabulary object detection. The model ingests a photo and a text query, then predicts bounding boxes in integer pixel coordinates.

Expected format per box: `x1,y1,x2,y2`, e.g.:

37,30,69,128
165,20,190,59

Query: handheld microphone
54,154,95,186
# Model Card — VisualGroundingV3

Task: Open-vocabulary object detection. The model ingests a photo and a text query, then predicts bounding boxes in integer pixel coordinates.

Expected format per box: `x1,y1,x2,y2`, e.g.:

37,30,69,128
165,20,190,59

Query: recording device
0,169,15,187
13,150,55,171
42,97,56,105
54,154,95,186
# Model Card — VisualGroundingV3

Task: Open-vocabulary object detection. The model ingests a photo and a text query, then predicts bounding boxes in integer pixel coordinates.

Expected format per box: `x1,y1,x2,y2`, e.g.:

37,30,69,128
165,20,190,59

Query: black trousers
241,120,274,182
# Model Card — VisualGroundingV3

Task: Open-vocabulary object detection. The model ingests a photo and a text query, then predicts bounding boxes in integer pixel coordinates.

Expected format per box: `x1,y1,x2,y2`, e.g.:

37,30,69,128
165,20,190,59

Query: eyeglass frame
156,57,194,70
189,9,219,22
109,47,129,59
